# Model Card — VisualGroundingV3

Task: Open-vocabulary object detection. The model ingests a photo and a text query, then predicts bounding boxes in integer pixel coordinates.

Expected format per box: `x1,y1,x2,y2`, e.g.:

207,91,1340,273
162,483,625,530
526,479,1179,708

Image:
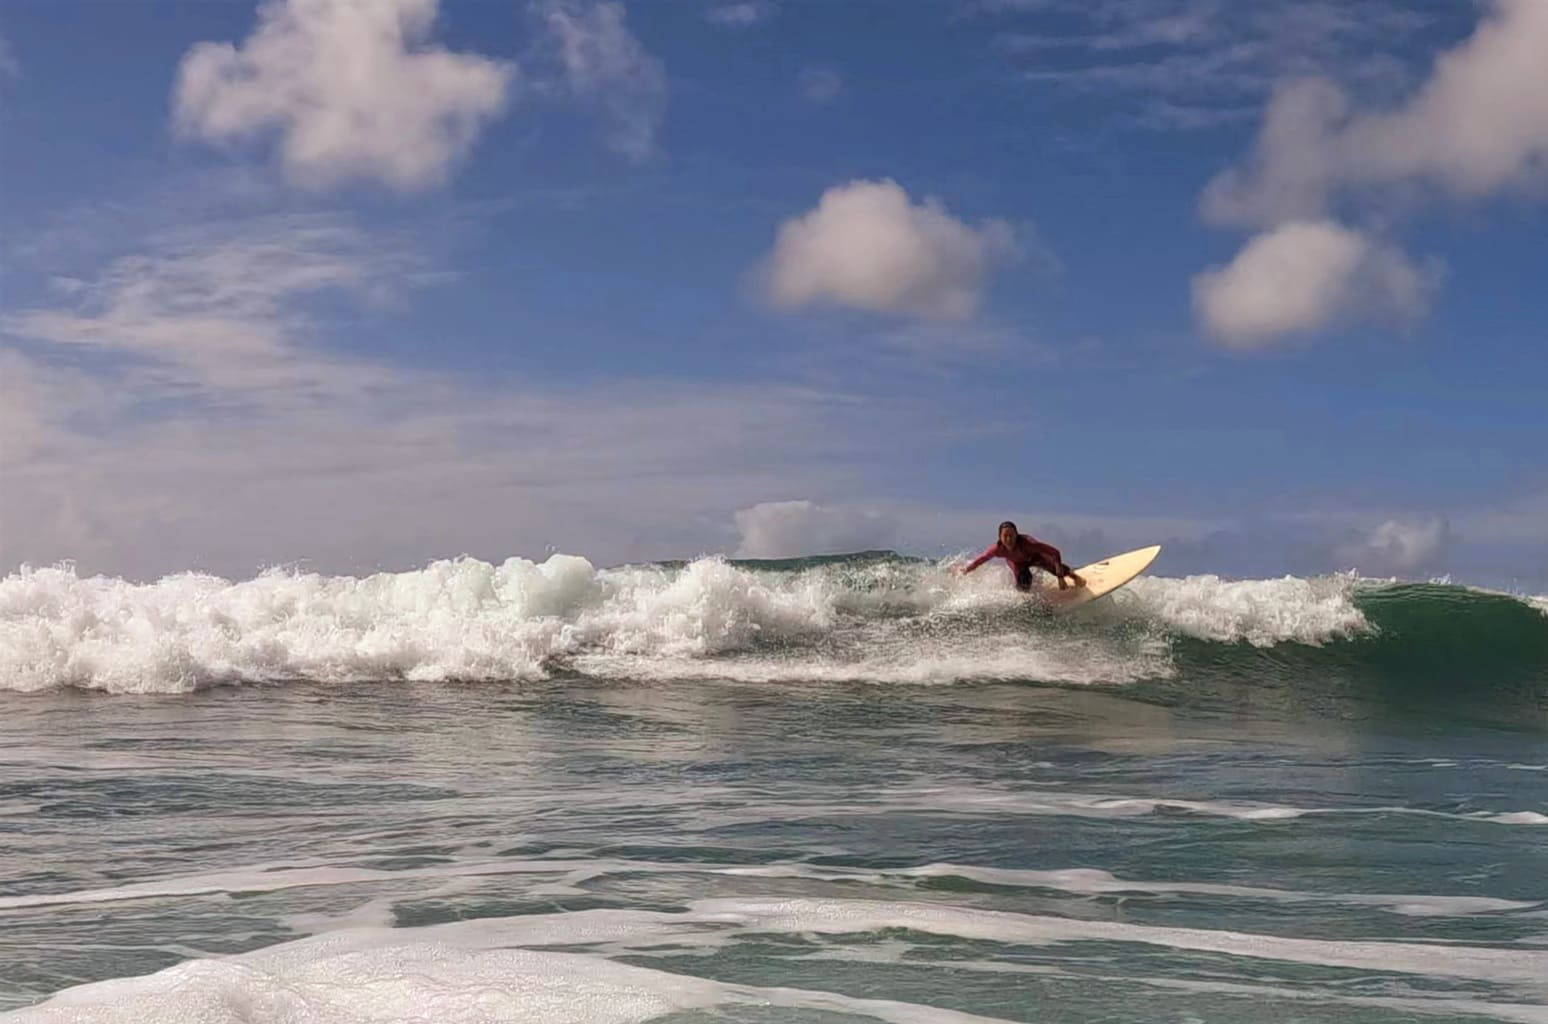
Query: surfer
955,521,1086,592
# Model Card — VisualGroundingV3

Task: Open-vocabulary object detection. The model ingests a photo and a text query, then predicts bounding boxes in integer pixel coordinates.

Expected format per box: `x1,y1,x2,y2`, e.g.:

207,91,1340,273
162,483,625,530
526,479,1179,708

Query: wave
2,553,1545,694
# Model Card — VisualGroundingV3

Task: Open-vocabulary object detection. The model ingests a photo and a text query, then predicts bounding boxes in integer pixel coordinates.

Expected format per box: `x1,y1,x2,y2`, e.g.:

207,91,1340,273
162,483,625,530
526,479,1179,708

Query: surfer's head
998,521,1017,546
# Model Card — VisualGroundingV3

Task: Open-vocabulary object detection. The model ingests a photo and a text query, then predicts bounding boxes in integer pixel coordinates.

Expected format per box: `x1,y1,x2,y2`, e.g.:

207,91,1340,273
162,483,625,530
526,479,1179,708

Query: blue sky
1,0,1545,587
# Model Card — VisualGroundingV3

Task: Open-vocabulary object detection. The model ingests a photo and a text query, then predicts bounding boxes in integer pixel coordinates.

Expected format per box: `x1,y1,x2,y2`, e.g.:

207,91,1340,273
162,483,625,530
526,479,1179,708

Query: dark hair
998,521,1017,533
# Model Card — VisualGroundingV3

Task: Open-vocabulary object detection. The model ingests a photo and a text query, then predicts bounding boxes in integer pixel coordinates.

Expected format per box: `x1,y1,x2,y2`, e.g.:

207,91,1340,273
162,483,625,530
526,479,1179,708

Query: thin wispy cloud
536,0,667,162
991,0,1429,131
0,31,19,79
3,216,414,399
704,2,775,29
797,67,843,104
0,214,940,579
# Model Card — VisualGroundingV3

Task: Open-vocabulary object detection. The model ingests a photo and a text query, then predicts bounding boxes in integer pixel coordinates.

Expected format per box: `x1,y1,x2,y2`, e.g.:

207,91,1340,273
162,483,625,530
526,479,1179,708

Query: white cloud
1192,220,1434,346
798,67,843,104
1194,0,1548,345
734,501,899,559
174,0,513,191
538,0,666,162
1199,78,1350,228
760,179,1019,321
1335,518,1451,577
1204,0,1548,229
705,3,774,28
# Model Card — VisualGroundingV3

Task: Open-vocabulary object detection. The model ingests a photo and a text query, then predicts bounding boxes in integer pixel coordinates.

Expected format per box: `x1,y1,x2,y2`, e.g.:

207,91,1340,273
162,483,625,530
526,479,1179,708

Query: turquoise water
2,554,1546,1022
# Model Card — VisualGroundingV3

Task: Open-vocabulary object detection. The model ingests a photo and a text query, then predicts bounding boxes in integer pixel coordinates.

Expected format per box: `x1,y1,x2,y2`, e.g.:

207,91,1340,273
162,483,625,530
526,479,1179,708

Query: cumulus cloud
705,3,774,28
174,0,514,191
1192,220,1434,345
1195,0,1548,344
734,501,899,559
1334,518,1451,577
538,0,666,162
760,179,1019,321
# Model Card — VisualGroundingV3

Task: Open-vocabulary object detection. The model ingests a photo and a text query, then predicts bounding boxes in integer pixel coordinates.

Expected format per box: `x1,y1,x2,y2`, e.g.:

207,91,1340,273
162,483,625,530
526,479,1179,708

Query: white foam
10,925,1022,1024
1474,811,1548,825
715,861,1536,917
572,632,1174,687
0,559,588,692
676,786,1548,833
18,895,1546,1024
686,897,1548,988
0,557,1398,692
10,853,1530,922
10,946,731,1024
881,787,1311,821
1114,572,1369,646
0,859,601,911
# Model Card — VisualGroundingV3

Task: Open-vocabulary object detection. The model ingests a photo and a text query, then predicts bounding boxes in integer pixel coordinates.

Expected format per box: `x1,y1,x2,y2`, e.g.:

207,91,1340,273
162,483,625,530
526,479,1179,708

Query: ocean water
2,552,1546,1023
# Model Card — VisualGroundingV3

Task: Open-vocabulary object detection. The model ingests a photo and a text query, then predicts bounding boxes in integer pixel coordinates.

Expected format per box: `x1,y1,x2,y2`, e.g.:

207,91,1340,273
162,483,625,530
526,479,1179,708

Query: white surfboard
1041,544,1161,612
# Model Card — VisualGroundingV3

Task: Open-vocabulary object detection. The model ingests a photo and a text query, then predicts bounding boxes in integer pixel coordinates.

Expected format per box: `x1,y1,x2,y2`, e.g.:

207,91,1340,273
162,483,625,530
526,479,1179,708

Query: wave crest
3,554,1543,694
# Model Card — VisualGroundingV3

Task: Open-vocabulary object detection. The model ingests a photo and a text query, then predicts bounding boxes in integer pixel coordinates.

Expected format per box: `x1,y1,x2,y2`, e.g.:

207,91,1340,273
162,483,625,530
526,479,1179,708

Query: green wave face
1170,582,1548,730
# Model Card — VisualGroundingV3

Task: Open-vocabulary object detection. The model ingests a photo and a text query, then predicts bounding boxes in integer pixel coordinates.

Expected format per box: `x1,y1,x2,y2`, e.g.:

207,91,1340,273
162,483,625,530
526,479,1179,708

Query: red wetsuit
963,534,1068,590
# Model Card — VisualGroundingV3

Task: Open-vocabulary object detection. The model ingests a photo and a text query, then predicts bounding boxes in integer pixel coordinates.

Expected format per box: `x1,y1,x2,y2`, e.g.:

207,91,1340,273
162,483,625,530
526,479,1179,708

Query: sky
1,0,1545,588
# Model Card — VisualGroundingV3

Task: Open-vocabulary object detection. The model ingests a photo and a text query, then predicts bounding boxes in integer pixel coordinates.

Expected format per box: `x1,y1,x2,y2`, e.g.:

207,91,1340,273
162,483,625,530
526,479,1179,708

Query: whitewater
3,551,1546,1023
0,552,1441,693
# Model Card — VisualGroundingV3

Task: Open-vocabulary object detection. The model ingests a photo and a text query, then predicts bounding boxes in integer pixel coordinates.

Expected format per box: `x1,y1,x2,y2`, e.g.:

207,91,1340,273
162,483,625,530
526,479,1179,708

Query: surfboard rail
1041,544,1161,611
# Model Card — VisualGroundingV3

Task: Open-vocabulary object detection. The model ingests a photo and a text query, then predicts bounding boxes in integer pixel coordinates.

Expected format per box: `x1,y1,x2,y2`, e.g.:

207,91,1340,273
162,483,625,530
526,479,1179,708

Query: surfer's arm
956,546,999,575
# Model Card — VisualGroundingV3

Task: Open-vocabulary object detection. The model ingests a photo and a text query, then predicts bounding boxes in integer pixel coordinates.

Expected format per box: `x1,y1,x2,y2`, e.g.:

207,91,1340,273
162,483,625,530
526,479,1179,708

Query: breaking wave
2,552,1545,694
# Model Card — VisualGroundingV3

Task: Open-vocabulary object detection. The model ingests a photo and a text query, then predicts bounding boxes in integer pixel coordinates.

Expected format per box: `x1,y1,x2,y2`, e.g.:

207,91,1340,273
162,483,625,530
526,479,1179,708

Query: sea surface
2,552,1547,1023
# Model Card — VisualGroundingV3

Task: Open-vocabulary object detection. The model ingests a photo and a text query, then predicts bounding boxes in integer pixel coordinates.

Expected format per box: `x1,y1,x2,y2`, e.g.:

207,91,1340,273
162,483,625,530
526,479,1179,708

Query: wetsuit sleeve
961,544,1000,574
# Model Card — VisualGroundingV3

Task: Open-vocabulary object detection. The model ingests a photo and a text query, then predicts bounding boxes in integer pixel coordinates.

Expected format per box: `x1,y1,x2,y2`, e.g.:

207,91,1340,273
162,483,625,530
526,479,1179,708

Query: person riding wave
955,521,1086,592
